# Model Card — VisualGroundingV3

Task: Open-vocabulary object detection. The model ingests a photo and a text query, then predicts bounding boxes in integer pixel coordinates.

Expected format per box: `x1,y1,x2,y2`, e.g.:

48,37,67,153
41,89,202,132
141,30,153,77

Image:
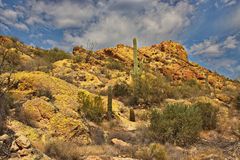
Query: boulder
10,141,19,152
15,135,31,148
0,134,10,141
17,148,31,156
21,98,56,122
216,93,231,104
111,138,131,148
85,156,104,160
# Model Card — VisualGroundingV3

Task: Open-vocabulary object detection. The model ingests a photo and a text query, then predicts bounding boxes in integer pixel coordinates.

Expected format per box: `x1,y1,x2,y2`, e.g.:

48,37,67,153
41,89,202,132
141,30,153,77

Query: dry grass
45,141,120,160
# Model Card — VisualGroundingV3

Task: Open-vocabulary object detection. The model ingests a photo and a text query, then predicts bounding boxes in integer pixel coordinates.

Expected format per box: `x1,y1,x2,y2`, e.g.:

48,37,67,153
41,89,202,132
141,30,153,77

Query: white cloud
223,36,238,49
190,35,238,56
29,33,43,39
61,1,194,48
1,9,18,21
190,38,220,55
14,23,28,31
26,0,97,28
43,39,72,51
13,0,194,48
0,8,28,31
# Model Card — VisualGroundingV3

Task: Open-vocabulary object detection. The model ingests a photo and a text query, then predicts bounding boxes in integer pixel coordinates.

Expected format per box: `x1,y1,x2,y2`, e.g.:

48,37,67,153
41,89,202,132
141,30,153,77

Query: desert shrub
78,92,105,123
47,48,72,63
175,79,207,99
135,143,168,160
106,58,125,71
150,104,202,146
130,73,172,105
33,88,53,100
89,126,105,145
0,48,21,72
0,97,8,134
0,95,12,134
0,48,16,133
112,81,131,97
72,55,84,63
35,48,71,63
100,67,111,79
193,102,218,130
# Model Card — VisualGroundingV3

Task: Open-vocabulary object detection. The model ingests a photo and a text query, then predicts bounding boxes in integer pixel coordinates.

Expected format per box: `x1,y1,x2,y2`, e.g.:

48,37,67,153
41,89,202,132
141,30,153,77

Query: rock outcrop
0,133,52,160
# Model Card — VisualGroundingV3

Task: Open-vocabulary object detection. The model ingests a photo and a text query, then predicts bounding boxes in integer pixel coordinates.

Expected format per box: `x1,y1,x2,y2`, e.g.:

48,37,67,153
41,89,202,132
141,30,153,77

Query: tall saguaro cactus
133,38,139,77
107,86,113,120
131,38,141,105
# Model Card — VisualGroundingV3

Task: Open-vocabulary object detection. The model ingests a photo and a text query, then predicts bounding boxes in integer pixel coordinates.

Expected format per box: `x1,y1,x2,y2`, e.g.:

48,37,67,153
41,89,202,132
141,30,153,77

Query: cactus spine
107,86,113,120
129,108,135,122
133,38,139,77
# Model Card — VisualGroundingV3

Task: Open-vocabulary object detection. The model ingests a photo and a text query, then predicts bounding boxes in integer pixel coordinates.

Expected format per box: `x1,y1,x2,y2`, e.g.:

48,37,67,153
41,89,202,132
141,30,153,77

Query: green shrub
150,104,202,146
112,81,131,97
47,48,72,63
0,48,21,71
193,102,218,130
135,143,168,160
78,92,105,123
72,55,84,63
33,88,53,100
175,79,207,99
35,48,71,63
131,73,172,105
0,95,12,134
106,58,125,71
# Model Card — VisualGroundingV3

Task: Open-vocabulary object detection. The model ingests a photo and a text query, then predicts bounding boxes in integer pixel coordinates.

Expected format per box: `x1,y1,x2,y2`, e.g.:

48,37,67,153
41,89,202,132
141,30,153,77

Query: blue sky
0,0,239,78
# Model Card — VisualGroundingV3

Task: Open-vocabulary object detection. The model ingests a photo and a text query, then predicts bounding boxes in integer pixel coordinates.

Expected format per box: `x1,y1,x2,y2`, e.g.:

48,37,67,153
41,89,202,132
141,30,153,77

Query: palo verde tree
0,46,18,133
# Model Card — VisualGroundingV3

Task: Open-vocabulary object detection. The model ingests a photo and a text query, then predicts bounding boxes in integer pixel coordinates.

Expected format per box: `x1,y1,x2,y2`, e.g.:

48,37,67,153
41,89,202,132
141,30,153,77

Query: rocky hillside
0,35,239,160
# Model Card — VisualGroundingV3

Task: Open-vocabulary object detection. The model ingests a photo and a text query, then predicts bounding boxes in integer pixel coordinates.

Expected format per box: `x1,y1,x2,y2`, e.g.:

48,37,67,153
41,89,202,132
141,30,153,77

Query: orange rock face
0,36,15,47
152,40,188,62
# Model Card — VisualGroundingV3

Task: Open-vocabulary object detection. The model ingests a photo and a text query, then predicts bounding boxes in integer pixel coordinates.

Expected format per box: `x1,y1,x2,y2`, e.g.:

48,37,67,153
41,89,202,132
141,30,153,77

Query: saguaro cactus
107,86,113,120
131,38,141,105
133,38,139,77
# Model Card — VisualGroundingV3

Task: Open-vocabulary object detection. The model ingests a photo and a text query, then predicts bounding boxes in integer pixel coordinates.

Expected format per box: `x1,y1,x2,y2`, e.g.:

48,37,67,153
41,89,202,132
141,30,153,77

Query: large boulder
19,98,91,145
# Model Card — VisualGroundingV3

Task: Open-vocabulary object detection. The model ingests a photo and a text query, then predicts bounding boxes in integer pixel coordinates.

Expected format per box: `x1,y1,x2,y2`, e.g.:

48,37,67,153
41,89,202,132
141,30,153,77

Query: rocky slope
0,36,239,159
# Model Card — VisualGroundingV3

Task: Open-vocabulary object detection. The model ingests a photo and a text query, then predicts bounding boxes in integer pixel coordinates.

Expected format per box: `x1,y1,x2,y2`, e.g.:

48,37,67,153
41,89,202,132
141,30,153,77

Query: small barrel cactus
129,108,135,122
